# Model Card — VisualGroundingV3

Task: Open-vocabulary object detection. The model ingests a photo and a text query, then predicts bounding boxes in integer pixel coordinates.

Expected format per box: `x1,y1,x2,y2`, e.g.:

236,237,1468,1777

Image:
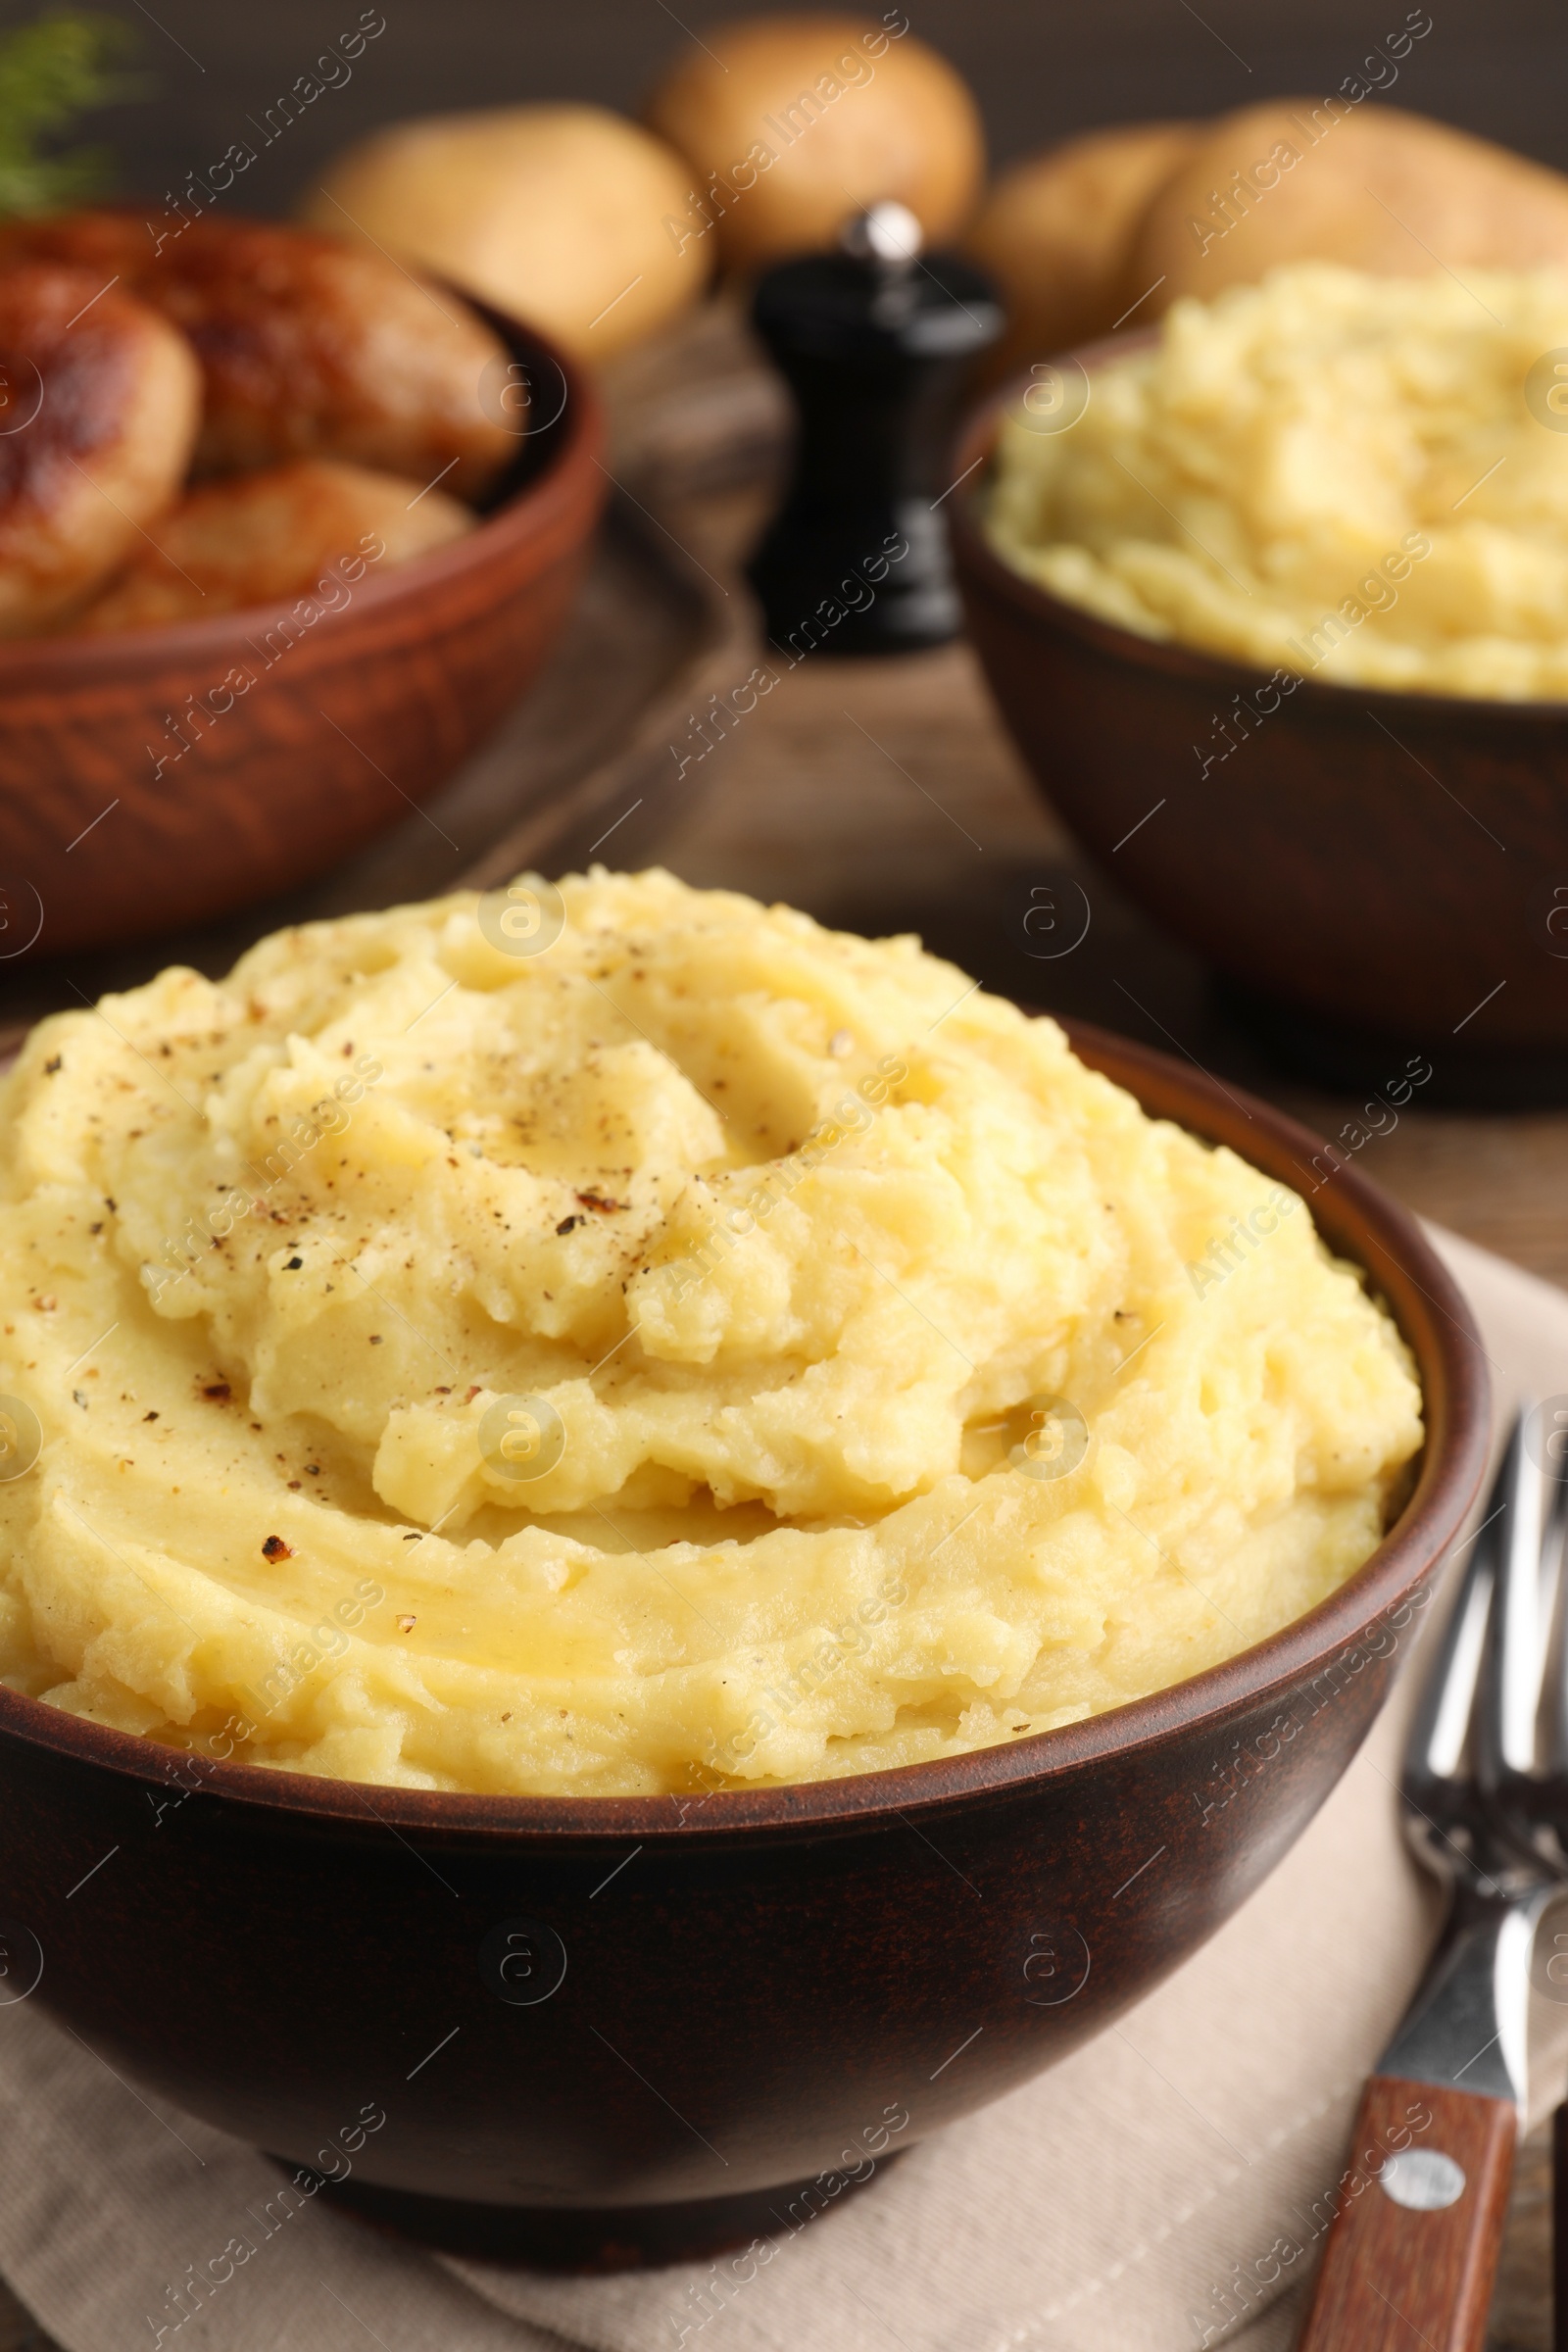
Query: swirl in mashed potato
986,263,1568,700
0,870,1421,1794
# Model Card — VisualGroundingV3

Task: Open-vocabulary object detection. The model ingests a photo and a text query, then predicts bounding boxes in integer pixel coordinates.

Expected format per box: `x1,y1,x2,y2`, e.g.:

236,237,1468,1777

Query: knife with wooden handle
1297,2079,1514,2348
1298,1896,1544,2350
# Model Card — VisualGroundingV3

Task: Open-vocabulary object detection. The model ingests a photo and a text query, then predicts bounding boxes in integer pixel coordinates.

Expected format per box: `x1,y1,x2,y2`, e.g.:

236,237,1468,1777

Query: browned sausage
69,456,473,632
0,263,199,635
0,211,514,499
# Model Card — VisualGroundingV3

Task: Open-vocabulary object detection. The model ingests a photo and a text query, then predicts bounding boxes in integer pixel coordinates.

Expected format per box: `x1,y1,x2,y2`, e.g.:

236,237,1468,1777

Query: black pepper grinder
747,202,1002,656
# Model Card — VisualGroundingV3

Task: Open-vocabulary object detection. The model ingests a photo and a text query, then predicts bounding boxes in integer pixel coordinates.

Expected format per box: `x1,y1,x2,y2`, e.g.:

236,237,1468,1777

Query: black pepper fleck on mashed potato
0,870,1421,1794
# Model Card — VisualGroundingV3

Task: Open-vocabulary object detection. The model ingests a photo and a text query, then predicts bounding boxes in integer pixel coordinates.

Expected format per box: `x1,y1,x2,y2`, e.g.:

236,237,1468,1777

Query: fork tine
1401,1450,1499,1822
1475,1407,1548,1795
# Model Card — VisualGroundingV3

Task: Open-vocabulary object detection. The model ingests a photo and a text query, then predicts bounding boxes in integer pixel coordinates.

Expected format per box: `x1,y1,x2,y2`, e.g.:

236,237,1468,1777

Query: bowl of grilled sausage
0,209,604,959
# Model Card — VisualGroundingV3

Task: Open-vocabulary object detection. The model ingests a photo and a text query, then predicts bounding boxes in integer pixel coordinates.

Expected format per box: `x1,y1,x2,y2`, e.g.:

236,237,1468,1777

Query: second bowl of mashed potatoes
984,263,1568,701
953,267,1568,1072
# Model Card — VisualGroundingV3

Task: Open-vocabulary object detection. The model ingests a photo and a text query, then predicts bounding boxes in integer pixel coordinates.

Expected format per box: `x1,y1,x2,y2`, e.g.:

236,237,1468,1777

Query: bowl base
302,2154,896,2271
1218,980,1568,1110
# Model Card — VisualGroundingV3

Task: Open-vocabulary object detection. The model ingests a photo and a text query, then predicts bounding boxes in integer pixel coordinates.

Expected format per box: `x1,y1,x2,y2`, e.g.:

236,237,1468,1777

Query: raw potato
967,122,1203,377
645,12,984,272
0,871,1422,1796
70,460,472,633
1130,100,1568,311
0,267,199,636
305,105,710,363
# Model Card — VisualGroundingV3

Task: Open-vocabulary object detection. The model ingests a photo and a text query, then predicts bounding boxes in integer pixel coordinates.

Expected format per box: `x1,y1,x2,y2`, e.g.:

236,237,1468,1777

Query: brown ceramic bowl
0,303,604,961
951,352,1568,1098
0,1022,1487,2268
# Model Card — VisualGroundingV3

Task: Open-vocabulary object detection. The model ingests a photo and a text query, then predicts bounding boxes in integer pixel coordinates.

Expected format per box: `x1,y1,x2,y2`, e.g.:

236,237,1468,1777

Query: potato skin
645,12,984,272
0,265,199,636
966,122,1203,376
305,105,710,364
1129,100,1568,310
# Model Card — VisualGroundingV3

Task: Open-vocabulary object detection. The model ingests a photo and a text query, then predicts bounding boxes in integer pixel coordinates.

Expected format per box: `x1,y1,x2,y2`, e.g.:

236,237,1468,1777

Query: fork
1298,1408,1559,2351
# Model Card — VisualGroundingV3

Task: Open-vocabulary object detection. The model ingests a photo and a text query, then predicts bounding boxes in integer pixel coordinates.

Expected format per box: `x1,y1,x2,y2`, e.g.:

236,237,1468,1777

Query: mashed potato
0,872,1421,1794
986,263,1568,699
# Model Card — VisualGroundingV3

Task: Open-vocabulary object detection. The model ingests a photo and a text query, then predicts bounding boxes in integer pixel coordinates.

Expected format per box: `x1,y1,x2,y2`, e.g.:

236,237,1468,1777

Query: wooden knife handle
1298,2073,1515,2352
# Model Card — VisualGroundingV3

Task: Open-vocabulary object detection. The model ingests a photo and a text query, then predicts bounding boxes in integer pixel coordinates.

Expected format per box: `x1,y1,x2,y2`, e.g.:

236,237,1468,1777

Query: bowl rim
0,301,602,679
0,1014,1492,1838
948,336,1568,725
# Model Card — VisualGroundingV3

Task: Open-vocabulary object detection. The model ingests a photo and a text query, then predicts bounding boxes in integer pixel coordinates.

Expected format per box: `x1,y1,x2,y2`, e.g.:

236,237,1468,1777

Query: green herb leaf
0,12,146,218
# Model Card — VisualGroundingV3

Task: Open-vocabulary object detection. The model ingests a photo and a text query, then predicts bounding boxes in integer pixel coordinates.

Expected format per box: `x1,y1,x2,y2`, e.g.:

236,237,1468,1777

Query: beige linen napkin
0,1224,1562,2352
